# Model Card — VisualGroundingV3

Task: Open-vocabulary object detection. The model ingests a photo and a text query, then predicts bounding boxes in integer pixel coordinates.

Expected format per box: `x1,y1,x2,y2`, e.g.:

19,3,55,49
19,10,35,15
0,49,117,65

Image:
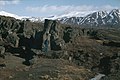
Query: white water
90,74,105,80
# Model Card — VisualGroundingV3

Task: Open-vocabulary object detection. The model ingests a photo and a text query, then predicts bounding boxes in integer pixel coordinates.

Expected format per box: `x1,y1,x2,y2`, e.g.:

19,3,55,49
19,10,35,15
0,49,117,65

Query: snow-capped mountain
0,11,43,22
0,9,120,27
80,11,108,26
42,11,94,20
60,9,120,27
107,9,120,24
0,11,29,19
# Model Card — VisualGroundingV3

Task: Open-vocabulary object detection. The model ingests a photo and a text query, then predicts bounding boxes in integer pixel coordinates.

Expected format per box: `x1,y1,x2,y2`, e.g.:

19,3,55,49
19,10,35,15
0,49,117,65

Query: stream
90,73,105,80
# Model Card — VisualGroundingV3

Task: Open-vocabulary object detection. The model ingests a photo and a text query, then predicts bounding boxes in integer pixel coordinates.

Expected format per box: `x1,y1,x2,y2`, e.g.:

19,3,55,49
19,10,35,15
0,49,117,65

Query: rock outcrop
42,19,65,52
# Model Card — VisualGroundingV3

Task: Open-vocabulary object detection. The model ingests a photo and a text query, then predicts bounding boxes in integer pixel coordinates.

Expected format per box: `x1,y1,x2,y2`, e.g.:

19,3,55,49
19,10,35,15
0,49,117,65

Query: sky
0,0,120,17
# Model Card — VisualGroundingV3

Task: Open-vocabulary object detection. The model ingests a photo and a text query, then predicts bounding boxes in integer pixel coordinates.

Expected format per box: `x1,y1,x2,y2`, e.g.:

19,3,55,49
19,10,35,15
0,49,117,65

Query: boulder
63,27,73,43
6,30,20,47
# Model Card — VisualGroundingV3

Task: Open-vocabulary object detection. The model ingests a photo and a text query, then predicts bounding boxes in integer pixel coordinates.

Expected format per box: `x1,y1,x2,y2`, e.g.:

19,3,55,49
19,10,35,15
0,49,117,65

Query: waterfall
90,73,105,80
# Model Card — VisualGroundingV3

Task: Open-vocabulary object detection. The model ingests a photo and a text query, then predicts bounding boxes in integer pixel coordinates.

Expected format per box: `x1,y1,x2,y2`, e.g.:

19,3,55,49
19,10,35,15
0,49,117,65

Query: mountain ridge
0,9,120,27
60,9,120,27
0,11,29,19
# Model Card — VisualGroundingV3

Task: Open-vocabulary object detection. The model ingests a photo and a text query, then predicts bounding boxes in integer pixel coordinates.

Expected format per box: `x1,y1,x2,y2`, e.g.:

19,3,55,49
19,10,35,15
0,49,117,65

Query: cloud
0,0,20,6
26,5,119,16
26,5,94,13
100,5,118,11
12,0,20,4
26,5,96,17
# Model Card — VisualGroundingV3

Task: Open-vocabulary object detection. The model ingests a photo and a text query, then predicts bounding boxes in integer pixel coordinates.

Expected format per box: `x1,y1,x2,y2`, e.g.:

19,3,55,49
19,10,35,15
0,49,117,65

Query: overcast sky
0,0,120,17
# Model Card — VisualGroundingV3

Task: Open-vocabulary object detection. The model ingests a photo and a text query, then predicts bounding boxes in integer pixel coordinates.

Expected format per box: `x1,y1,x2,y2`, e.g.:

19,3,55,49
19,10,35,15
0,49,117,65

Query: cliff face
0,16,43,47
42,19,65,51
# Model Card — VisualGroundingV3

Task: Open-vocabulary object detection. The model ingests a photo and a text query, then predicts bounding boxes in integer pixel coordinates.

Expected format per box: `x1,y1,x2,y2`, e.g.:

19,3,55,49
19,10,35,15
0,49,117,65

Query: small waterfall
90,73,105,80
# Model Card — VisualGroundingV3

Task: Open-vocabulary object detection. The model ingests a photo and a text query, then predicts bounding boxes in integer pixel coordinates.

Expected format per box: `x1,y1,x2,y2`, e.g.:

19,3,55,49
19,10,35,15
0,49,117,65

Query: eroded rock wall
42,19,65,52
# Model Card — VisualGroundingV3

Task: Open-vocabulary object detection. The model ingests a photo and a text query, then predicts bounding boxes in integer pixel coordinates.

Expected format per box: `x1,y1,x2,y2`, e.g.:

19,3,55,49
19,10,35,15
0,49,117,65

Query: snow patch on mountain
0,11,29,19
0,9,120,27
60,9,120,27
43,11,95,20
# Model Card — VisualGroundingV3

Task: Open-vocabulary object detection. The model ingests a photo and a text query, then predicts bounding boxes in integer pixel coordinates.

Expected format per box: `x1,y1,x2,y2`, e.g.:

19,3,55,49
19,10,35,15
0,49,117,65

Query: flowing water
90,73,105,80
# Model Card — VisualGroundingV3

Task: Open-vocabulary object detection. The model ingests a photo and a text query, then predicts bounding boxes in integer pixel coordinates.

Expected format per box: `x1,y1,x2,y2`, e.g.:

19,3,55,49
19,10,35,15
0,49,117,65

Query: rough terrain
0,16,120,80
